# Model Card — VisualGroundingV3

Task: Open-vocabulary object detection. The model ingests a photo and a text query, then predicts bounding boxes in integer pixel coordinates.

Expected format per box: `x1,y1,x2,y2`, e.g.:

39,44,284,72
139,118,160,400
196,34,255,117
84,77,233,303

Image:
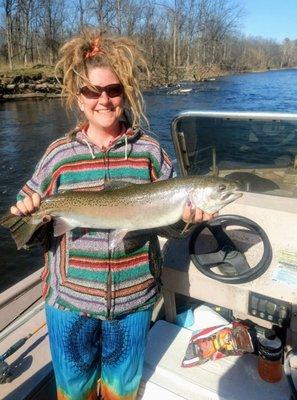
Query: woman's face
78,67,124,135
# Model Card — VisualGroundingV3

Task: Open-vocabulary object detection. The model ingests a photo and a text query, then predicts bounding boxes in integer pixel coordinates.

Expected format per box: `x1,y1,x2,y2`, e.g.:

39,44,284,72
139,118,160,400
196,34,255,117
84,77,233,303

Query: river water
0,69,297,291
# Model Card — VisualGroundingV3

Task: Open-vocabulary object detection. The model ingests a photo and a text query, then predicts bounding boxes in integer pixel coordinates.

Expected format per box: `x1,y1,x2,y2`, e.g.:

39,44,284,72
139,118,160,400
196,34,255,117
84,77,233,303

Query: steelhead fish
0,175,242,250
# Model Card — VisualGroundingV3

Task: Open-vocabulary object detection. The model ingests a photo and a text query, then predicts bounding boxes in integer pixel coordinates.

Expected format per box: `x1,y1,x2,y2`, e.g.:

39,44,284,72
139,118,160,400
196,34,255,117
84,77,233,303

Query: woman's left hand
182,202,218,223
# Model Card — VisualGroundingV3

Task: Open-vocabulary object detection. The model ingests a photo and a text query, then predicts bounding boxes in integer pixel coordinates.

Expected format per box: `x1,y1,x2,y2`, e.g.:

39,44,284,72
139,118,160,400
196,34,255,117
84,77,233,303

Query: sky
242,0,297,42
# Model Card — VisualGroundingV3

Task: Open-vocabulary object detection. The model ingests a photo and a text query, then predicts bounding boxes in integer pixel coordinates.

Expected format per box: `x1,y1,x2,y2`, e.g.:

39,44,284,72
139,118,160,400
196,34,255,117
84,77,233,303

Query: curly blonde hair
55,29,149,131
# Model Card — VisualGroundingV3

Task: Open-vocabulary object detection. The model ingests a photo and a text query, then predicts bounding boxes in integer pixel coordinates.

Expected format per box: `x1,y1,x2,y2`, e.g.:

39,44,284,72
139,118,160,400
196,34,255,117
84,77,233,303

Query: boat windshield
172,112,297,198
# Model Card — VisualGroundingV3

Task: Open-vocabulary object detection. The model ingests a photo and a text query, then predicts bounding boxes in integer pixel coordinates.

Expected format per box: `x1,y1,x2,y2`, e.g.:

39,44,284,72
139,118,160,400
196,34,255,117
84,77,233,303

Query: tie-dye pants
45,304,153,399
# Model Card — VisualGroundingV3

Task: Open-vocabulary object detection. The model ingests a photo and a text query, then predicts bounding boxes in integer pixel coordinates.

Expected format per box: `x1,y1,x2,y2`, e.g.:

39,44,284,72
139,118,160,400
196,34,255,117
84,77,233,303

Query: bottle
258,329,283,383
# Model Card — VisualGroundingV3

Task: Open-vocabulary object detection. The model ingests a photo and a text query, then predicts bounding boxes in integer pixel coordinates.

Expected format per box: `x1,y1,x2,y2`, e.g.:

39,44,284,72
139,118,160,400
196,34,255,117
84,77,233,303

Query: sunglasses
79,83,123,99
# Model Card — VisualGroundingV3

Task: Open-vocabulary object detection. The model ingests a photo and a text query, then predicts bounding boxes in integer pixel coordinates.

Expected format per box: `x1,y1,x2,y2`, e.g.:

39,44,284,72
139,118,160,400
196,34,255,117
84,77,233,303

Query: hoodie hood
75,125,143,161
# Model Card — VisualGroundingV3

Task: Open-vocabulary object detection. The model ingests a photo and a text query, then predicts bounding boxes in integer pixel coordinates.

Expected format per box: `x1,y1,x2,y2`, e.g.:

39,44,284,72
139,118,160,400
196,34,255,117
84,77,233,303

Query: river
0,68,297,291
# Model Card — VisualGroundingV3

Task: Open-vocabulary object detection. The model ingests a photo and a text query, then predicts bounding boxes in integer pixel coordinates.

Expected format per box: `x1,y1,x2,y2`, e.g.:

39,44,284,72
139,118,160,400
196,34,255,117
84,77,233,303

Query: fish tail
0,213,39,250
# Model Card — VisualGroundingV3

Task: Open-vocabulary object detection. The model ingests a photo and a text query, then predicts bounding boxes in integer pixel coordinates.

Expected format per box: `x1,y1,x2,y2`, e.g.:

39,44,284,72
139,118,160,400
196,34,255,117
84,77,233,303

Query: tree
3,0,16,69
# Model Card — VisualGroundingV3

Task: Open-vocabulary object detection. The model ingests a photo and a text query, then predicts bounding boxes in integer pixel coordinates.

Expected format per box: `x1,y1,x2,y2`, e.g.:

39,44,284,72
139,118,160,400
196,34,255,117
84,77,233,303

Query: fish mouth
220,189,242,203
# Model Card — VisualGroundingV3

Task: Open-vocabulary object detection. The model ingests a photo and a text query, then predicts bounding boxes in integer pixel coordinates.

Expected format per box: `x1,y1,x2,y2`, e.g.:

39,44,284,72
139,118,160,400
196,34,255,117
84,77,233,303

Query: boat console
164,111,297,332
142,111,297,399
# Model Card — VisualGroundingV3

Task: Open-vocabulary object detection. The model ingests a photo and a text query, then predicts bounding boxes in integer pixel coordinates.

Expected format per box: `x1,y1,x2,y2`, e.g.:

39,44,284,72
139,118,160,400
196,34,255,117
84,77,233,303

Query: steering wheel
189,215,272,284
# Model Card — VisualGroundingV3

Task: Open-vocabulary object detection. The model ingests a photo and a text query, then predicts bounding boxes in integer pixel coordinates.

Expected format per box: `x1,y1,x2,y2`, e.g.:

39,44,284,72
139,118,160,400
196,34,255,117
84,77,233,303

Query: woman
10,30,215,400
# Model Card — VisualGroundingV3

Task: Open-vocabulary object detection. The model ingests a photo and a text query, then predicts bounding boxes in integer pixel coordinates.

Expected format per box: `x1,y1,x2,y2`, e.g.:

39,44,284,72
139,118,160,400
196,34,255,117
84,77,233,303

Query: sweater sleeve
17,145,57,201
15,145,57,248
150,145,175,182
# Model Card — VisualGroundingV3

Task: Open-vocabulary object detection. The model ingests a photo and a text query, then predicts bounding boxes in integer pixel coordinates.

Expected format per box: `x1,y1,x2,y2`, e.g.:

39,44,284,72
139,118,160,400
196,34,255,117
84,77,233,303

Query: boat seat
140,320,291,400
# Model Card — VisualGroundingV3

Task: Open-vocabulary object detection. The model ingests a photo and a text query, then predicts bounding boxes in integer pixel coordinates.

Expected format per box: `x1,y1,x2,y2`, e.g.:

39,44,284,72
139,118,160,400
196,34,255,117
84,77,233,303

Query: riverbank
0,64,233,101
0,65,61,100
0,64,279,101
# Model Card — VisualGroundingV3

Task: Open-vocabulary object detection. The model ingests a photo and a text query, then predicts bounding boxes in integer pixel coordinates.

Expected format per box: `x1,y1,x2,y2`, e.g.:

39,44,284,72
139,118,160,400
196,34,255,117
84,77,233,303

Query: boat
167,88,193,95
1,110,297,399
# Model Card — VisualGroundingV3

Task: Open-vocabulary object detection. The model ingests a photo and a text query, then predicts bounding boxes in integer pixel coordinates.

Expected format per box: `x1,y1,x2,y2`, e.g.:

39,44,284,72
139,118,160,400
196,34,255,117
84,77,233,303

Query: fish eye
219,184,226,191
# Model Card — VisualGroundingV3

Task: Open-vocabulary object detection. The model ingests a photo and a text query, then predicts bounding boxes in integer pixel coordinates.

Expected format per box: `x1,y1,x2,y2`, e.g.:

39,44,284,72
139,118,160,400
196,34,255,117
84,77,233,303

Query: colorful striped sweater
18,127,175,319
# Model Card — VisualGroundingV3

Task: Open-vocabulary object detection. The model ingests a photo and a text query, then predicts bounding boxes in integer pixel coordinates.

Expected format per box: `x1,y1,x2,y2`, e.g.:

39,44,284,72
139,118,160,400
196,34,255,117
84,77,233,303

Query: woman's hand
10,193,41,216
182,202,218,224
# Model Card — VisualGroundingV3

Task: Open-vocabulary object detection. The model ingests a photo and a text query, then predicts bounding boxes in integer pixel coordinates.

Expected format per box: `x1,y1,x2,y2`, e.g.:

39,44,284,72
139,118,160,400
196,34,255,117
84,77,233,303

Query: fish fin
181,221,192,235
53,217,79,237
109,229,129,250
187,190,195,205
182,197,196,234
0,212,41,250
103,180,135,191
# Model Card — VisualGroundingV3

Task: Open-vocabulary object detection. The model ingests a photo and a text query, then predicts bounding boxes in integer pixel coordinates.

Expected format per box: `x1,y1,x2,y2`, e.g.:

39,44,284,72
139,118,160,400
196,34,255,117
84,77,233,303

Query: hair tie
85,38,101,59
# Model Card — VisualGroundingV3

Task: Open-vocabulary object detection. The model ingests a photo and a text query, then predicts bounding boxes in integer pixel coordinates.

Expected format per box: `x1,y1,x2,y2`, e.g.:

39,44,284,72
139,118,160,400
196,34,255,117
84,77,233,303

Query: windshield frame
171,111,297,198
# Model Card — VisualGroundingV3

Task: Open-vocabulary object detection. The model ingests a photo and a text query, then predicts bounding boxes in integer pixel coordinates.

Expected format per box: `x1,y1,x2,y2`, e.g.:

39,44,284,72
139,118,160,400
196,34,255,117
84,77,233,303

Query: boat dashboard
161,111,297,347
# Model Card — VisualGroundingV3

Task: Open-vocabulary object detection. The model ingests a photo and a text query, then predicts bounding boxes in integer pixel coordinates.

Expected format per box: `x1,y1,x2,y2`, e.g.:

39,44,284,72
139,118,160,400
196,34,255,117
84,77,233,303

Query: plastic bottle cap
259,329,282,358
264,329,276,340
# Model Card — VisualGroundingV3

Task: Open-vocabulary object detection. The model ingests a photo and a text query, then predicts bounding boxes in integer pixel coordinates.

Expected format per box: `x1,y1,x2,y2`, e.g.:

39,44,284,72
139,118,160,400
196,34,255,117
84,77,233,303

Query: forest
1,0,297,85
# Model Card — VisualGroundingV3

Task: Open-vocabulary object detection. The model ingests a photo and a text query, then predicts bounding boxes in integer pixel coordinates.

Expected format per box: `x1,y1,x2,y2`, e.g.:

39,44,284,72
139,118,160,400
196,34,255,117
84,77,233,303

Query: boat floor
1,310,296,400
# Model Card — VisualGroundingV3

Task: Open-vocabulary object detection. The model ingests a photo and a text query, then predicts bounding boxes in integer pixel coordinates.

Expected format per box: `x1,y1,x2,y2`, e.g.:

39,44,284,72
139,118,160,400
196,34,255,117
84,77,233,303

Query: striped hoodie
18,127,175,319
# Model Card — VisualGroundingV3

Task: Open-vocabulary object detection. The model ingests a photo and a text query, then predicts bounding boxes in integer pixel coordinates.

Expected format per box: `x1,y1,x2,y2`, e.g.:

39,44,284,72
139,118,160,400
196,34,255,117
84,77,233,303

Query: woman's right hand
10,193,41,216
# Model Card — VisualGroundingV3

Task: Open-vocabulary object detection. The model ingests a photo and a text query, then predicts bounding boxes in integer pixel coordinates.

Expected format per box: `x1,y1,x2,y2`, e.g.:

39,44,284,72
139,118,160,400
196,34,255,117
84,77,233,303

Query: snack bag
182,321,254,367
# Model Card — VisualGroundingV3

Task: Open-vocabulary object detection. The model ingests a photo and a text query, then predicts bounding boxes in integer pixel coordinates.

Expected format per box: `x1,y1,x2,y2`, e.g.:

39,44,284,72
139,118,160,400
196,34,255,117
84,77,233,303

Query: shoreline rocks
0,65,278,101
0,73,62,101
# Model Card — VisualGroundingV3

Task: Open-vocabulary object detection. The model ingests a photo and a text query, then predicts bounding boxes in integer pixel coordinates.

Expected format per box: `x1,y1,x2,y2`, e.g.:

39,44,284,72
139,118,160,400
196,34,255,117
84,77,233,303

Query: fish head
189,176,242,213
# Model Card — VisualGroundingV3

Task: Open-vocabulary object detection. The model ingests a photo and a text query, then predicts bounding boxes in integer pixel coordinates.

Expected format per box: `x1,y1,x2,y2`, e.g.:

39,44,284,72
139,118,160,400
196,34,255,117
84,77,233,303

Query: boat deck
0,308,52,399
